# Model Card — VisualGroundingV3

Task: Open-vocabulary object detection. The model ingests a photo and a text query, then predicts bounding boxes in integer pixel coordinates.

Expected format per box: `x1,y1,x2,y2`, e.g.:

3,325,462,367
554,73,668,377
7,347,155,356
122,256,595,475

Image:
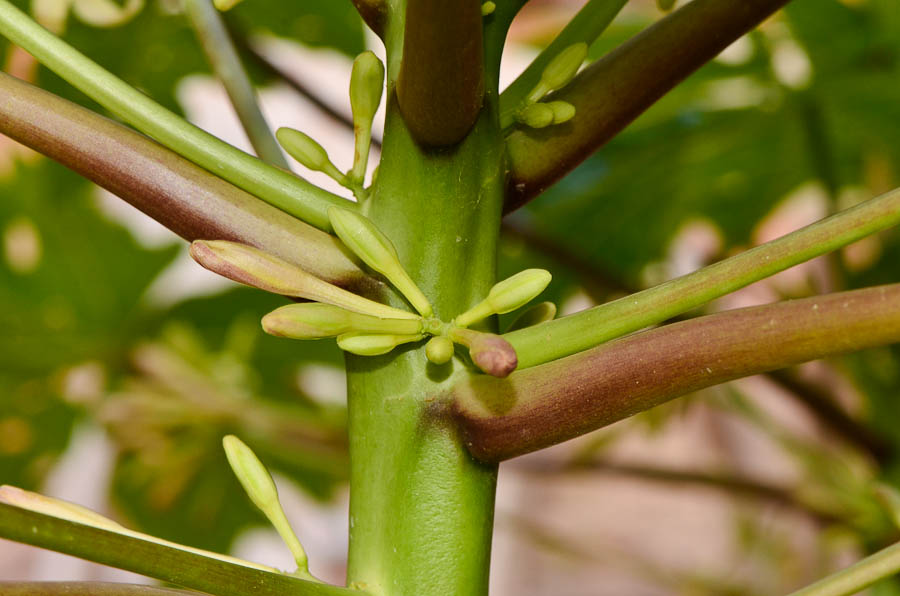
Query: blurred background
2,0,900,593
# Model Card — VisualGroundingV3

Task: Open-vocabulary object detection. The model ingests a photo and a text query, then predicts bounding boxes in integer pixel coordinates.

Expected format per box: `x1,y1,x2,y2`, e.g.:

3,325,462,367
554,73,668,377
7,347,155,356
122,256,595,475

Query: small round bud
337,332,423,356
350,51,385,130
276,128,330,172
516,103,554,129
481,2,495,16
448,327,518,378
540,42,588,91
425,336,454,364
547,100,576,124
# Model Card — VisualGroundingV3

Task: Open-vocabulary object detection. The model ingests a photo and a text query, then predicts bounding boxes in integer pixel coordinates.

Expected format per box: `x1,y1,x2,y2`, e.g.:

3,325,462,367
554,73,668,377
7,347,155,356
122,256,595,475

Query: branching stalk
455,284,900,461
498,0,629,129
0,0,349,231
183,0,288,168
504,0,791,211
0,72,372,291
504,186,900,369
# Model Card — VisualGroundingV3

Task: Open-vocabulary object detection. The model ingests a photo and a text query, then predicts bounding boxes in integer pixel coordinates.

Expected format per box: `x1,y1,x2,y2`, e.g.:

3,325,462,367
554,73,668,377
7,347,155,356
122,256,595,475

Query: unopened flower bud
516,103,554,128
262,303,422,339
190,240,417,320
328,207,433,317
425,336,454,364
540,42,588,91
276,128,347,184
449,327,518,378
481,1,495,16
506,301,557,332
547,100,576,124
223,436,309,573
337,332,423,356
455,269,552,328
350,52,384,132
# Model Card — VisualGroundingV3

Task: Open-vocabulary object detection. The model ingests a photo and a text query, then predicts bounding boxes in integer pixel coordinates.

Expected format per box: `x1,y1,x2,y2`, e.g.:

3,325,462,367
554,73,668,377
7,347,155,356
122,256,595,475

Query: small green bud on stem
515,103,554,129
425,336,455,364
276,127,347,186
222,435,311,576
262,303,423,339
328,207,434,317
448,327,518,378
337,332,424,356
481,1,495,16
190,240,418,320
455,269,552,328
349,51,384,186
506,301,557,332
546,101,576,124
522,42,588,107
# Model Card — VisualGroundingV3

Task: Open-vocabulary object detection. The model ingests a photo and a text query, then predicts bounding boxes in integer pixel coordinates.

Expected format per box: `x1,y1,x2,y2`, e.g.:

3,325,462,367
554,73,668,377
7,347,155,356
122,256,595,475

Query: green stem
183,0,288,168
498,0,629,129
505,185,900,369
0,583,201,596
786,540,900,596
0,504,358,596
0,0,349,231
456,283,900,461
0,72,372,291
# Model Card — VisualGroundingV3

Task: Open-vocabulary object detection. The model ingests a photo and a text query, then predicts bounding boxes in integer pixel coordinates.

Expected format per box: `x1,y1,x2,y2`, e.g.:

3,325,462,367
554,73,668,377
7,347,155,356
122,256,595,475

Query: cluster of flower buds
191,208,554,378
275,51,384,202
514,42,586,129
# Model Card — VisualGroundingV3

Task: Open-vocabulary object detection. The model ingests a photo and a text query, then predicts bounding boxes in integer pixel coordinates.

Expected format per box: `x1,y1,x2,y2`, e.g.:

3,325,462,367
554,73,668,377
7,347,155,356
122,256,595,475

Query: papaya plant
0,0,900,595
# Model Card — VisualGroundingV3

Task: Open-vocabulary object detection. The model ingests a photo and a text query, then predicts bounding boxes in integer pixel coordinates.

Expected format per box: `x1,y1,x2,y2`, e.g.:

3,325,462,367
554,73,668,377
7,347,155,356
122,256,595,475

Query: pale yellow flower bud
425,336,454,364
262,303,423,340
337,332,424,356
455,269,551,328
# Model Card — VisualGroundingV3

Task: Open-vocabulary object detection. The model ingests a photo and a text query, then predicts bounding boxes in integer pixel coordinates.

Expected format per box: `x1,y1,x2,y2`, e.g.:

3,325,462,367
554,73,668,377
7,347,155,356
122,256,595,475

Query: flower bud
506,301,557,332
547,100,576,124
481,1,495,16
262,303,423,339
223,435,309,572
455,269,551,327
328,207,434,317
516,103,554,129
350,51,385,133
540,42,588,91
425,336,454,364
276,128,346,184
449,327,518,377
337,332,423,356
190,240,417,320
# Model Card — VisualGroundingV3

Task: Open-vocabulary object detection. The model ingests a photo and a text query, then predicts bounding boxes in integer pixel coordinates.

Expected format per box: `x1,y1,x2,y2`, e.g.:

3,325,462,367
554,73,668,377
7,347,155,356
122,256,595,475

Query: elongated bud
449,327,518,377
262,303,423,339
425,336,454,364
0,485,124,531
516,103,554,129
337,332,423,356
276,128,347,185
350,52,384,132
223,436,310,574
190,240,418,320
328,207,434,317
547,100,576,124
506,301,557,332
540,42,588,91
455,269,552,327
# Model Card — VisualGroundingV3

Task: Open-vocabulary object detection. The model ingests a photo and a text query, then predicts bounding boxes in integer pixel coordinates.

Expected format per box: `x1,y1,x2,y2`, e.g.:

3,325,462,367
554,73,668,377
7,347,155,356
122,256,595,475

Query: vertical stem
344,7,505,594
183,0,288,168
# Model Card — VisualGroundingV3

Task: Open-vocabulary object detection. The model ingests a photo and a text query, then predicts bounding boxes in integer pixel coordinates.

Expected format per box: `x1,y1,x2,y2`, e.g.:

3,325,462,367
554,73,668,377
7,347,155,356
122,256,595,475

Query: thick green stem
455,284,900,461
0,72,371,291
0,583,200,596
343,10,506,591
0,0,348,231
505,185,900,369
183,0,287,168
786,540,900,596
